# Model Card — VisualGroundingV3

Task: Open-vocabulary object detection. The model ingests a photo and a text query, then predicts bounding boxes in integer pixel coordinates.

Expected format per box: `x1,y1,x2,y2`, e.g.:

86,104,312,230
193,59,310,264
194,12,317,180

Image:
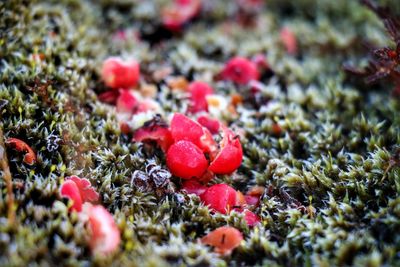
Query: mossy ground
1,0,400,266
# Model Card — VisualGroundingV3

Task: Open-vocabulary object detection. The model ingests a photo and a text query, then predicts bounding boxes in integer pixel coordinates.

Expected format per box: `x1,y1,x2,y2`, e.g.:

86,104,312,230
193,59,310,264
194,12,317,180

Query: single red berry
166,140,208,179
6,138,36,165
197,115,220,135
133,119,173,152
82,203,121,255
208,127,243,174
201,226,243,255
116,90,138,113
280,27,297,55
170,113,217,153
101,57,140,89
181,180,208,196
161,0,201,32
201,184,238,214
188,81,214,113
242,210,261,227
220,57,259,85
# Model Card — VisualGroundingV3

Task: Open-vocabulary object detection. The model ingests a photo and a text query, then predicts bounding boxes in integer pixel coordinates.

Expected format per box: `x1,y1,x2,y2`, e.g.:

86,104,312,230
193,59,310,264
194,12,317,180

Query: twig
0,126,15,226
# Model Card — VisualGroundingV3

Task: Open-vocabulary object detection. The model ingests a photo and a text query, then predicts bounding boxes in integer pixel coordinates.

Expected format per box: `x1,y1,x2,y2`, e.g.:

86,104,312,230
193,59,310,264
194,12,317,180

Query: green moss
1,0,400,266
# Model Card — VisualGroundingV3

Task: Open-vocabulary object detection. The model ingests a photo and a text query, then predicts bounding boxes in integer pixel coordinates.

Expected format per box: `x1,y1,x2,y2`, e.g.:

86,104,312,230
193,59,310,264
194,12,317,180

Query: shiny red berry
220,57,259,85
201,184,237,214
166,140,208,179
188,81,214,113
170,113,217,153
101,57,140,89
209,127,242,174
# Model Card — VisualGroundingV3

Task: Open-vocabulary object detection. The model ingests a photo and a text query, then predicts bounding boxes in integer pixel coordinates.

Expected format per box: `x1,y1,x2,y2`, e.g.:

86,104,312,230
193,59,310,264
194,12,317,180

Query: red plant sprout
201,184,238,214
181,180,208,196
6,138,36,165
101,57,140,89
82,203,121,255
280,27,297,55
201,226,243,255
60,176,99,212
220,57,260,85
170,113,217,153
188,81,214,113
209,127,243,174
197,115,220,135
166,140,208,179
133,116,173,152
161,0,202,32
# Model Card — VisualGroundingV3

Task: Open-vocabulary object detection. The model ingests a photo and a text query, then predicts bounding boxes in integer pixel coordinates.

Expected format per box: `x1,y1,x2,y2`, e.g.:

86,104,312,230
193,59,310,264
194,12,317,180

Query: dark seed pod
131,170,152,192
146,160,171,188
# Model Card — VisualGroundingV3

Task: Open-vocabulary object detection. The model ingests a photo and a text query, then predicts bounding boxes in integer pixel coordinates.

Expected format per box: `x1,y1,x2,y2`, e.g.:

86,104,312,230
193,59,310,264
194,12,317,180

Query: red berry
220,57,259,85
170,113,217,153
209,127,242,174
201,226,243,255
197,115,220,135
280,27,297,55
201,184,238,214
188,81,214,113
181,180,208,196
133,118,173,152
166,140,208,179
82,203,120,255
101,57,140,89
116,90,138,113
242,210,261,227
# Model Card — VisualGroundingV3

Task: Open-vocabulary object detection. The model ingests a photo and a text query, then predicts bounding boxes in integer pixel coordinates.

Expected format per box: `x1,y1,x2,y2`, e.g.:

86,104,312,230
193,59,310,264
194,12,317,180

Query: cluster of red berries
60,176,120,255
